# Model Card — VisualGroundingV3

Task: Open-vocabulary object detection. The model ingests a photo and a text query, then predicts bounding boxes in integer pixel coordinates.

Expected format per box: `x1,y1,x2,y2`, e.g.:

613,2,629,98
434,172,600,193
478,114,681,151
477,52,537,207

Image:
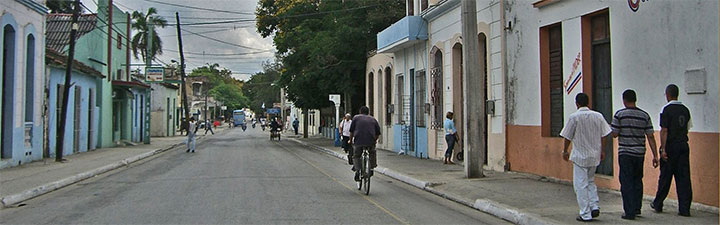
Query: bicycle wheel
363,154,371,195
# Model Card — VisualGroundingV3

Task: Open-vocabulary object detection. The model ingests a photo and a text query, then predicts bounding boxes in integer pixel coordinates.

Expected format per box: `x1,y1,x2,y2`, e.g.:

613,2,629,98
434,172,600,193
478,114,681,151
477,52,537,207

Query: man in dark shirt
651,84,693,217
349,106,381,181
611,89,659,220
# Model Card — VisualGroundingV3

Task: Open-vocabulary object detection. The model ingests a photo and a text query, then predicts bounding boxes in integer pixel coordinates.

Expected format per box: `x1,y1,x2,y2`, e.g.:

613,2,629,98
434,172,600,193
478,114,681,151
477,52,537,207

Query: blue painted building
45,49,104,156
371,10,430,159
0,0,48,168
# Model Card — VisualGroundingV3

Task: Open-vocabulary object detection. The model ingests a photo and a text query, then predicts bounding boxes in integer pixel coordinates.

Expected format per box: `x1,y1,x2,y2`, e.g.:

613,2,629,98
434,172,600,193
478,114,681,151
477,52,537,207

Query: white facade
506,0,719,132
504,0,719,207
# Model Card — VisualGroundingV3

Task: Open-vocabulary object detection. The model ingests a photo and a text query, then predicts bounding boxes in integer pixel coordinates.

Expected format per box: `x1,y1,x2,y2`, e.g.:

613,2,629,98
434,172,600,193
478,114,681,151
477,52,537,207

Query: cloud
86,0,276,74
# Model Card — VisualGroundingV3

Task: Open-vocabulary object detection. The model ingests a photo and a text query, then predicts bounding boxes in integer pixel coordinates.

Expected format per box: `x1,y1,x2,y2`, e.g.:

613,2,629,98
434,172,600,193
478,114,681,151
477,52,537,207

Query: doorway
73,87,81,153
479,33,488,165
589,12,613,175
452,43,463,159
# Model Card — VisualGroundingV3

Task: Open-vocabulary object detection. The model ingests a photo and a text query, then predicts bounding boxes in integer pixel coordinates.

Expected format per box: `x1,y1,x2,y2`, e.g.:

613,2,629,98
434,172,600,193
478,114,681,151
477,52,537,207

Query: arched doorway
2,24,17,159
478,33,488,165
452,43,463,160
384,66,392,126
368,72,374,115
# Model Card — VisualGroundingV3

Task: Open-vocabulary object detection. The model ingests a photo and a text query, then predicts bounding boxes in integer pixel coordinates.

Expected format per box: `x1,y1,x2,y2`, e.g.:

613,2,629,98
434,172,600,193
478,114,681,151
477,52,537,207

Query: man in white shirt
339,113,353,165
560,93,612,222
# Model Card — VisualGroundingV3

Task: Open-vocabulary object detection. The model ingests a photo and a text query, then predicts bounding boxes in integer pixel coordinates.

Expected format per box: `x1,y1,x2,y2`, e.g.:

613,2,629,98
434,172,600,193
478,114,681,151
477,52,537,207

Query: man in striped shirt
611,89,659,220
561,93,612,222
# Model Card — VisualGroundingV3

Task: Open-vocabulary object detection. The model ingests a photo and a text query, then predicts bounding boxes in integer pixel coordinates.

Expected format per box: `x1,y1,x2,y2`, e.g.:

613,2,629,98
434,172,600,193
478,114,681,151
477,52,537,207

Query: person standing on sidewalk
187,117,199,153
444,111,457,164
204,119,215,135
611,89,659,220
293,118,300,135
651,84,693,217
339,113,353,165
349,106,381,181
560,93,612,222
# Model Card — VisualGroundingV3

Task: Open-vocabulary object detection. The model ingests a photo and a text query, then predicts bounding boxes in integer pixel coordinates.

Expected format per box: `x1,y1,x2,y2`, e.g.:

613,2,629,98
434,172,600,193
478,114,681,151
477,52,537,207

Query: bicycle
356,146,372,195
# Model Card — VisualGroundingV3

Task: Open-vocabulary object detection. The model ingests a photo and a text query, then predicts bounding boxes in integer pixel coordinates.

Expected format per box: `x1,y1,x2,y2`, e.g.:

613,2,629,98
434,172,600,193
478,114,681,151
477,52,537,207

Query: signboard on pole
145,67,165,82
221,106,227,110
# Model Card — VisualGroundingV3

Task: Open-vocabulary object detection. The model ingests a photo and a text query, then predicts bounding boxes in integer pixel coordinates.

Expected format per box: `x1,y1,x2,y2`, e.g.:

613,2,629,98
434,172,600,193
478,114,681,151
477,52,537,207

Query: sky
82,0,276,81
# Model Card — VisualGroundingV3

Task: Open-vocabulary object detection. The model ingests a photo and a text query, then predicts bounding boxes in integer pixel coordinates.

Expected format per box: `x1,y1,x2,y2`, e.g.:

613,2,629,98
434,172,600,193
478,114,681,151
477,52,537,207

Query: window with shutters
540,23,563,137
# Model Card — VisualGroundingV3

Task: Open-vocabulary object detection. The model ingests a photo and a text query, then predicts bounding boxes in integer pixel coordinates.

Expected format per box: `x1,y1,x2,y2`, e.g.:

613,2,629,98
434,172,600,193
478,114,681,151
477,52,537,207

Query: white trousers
187,134,196,152
573,162,600,220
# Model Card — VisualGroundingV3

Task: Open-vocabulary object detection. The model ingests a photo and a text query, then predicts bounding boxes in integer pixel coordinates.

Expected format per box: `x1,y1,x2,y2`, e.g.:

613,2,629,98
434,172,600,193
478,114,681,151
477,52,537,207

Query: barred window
431,49,443,129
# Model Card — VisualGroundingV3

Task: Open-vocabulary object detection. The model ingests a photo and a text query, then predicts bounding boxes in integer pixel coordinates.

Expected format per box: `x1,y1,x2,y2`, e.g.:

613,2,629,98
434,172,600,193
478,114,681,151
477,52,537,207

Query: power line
141,0,255,15
163,49,273,56
181,28,268,51
160,27,234,37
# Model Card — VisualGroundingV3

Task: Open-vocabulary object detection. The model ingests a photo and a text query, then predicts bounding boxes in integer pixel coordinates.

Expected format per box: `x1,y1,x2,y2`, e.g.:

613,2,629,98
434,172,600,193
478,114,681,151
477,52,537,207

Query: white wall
506,0,719,133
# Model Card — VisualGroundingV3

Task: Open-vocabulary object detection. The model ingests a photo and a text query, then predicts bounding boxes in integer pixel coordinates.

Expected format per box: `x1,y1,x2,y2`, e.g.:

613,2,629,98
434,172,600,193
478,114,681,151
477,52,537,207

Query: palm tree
131,8,167,64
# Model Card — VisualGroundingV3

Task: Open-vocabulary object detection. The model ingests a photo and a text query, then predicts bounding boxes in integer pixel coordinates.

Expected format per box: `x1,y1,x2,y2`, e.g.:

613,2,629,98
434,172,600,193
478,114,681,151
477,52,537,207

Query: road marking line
274,142,411,225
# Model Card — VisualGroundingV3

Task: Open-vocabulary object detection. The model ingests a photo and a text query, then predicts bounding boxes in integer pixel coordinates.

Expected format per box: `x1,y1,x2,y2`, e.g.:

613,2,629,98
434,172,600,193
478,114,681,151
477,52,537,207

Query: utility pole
175,12,191,133
55,0,81,162
461,0,485,178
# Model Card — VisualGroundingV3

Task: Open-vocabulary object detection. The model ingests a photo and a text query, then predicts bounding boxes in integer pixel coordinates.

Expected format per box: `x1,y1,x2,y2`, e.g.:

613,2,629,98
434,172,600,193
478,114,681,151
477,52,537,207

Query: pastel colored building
0,0,47,168
370,0,508,172
45,49,104,157
504,0,719,207
150,82,179,137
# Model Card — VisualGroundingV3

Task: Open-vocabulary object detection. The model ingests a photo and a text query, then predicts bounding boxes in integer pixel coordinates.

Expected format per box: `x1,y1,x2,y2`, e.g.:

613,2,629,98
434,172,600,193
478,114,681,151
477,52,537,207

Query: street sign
145,67,164,82
221,106,227,110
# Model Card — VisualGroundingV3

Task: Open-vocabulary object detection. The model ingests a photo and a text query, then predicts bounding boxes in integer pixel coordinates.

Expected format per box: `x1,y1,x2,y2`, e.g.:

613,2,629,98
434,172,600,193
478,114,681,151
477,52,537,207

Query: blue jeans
445,134,455,158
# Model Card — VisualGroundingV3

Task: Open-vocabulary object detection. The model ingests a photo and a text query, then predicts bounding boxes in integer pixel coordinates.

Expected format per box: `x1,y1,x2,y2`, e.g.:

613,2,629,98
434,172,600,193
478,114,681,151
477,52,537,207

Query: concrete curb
0,141,186,208
290,138,558,225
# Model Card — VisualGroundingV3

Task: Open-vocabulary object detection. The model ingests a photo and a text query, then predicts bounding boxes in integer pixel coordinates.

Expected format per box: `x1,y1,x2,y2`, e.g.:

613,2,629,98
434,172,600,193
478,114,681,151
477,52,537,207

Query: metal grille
430,67,443,129
415,70,426,127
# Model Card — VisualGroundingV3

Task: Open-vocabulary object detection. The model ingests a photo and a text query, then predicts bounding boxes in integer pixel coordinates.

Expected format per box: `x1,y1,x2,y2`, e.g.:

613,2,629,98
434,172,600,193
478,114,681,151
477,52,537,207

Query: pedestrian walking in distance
205,119,215,135
611,89,659,220
443,111,457,164
293,118,300,135
339,113,353,165
186,117,199,153
560,93,612,222
651,84,693,217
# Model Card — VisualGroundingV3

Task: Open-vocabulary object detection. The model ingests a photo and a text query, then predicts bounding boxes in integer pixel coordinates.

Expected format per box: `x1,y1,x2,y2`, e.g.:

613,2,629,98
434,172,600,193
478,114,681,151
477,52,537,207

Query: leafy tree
209,83,249,111
189,63,248,114
46,0,80,14
130,7,167,64
243,61,281,115
256,0,404,112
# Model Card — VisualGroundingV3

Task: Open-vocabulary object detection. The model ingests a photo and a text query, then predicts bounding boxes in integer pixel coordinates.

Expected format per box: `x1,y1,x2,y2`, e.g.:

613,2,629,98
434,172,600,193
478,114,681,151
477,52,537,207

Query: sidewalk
292,136,719,225
0,127,226,208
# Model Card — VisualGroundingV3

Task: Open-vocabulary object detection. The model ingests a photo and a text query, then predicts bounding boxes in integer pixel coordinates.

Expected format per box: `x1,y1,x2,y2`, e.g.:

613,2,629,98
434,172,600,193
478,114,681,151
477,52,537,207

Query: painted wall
505,0,719,206
47,66,100,157
150,83,178,137
365,53,394,150
418,0,507,169
0,2,46,168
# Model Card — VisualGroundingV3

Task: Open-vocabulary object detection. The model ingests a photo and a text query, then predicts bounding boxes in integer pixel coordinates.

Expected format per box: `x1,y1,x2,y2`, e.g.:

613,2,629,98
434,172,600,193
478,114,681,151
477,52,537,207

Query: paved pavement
0,126,227,207
0,127,508,224
295,136,719,225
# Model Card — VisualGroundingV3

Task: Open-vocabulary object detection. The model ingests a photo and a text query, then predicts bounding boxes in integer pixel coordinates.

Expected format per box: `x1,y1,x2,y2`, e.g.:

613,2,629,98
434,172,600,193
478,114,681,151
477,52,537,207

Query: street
0,128,508,224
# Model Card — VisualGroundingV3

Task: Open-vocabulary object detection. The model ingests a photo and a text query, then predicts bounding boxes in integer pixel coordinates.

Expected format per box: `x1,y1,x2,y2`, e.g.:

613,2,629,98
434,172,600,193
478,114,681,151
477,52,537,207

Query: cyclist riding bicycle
349,106,381,181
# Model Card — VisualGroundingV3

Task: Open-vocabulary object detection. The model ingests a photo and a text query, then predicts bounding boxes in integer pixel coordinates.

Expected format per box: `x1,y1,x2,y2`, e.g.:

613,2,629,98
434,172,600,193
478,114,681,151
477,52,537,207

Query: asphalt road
0,127,509,224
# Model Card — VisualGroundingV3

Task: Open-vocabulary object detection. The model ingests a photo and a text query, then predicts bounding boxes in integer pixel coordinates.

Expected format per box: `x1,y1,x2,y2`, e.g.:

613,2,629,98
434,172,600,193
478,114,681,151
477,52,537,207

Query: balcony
377,16,428,53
